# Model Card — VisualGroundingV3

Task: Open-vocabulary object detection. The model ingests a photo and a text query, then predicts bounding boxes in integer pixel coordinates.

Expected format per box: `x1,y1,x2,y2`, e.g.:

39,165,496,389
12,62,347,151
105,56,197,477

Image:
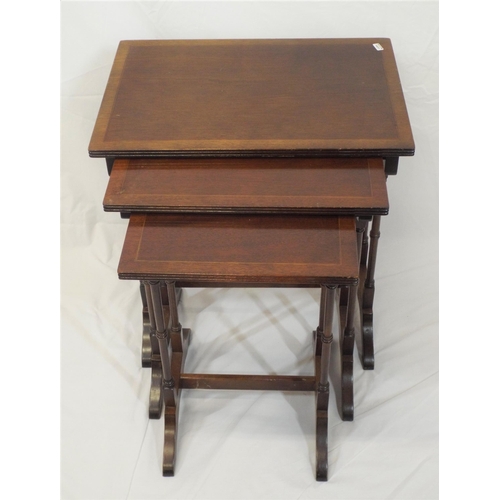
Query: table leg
142,283,182,418
361,215,381,370
360,218,369,268
341,284,356,421
156,280,191,477
146,280,178,476
142,284,181,365
140,281,152,368
142,282,163,418
314,284,328,357
335,222,362,421
315,285,336,481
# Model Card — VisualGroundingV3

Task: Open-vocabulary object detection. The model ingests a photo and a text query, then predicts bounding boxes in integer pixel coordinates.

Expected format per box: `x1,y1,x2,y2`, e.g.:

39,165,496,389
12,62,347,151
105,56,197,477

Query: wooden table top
89,39,414,158
104,157,388,215
118,213,359,285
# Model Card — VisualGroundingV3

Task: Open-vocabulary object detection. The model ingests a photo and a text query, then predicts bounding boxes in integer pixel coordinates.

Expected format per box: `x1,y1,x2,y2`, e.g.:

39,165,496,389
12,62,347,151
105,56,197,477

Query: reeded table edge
88,37,415,158
89,148,415,158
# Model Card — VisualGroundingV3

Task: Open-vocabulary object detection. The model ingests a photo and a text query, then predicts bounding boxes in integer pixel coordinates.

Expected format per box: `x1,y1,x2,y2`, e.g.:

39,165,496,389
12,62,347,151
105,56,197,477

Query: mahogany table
88,38,414,480
118,213,359,480
89,38,413,370
103,157,388,216
104,155,389,426
89,39,414,159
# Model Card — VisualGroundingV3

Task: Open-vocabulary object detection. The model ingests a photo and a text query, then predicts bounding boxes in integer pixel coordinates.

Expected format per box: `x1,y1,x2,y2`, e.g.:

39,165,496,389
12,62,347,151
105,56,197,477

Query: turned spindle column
145,280,179,476
342,283,357,421
316,285,336,481
362,215,381,370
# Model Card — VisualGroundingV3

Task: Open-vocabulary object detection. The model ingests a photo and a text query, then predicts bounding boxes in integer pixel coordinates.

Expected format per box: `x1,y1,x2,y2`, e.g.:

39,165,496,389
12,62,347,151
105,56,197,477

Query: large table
89,38,413,159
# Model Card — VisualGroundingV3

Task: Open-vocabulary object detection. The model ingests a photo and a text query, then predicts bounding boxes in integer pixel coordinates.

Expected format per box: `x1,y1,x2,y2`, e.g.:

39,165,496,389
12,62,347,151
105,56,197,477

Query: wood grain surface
89,39,414,157
104,157,389,215
118,213,359,284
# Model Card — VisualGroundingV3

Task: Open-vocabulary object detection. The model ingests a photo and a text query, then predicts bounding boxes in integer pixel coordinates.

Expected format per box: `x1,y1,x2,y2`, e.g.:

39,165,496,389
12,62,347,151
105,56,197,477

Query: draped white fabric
61,2,438,498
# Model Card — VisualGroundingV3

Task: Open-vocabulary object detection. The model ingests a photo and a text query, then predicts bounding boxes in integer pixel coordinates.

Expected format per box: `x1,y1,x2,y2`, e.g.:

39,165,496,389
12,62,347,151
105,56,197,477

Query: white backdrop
61,2,438,499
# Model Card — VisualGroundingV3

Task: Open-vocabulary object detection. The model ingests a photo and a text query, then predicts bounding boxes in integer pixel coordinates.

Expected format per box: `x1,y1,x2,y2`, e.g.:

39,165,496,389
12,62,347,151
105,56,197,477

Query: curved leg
139,282,164,418
163,324,190,475
341,284,356,421
361,216,381,370
146,280,191,477
142,283,185,418
140,282,152,368
149,360,164,419
163,282,191,476
315,408,328,481
142,309,152,367
361,311,374,370
163,407,177,476
140,281,164,418
315,285,336,481
146,280,178,475
359,161,395,369
353,216,370,369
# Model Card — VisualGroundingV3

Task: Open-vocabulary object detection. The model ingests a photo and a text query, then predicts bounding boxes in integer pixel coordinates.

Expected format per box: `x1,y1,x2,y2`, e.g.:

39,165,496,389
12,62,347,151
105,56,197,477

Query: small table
118,213,360,480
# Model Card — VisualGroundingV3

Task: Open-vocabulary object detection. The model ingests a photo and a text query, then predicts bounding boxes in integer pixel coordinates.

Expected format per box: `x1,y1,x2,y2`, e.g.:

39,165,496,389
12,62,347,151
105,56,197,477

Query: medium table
103,156,389,424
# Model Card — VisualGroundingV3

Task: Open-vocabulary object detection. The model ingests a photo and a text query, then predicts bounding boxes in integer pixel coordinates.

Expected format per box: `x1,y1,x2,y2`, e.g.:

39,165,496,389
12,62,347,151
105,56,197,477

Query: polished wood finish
360,219,370,268
90,36,414,481
163,323,191,476
180,374,316,392
355,219,371,370
89,39,414,158
141,285,180,367
140,281,152,368
118,212,358,480
91,38,412,379
145,280,191,476
104,157,389,216
141,283,182,418
341,284,357,421
145,282,175,404
118,214,359,286
315,285,336,481
361,215,382,370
